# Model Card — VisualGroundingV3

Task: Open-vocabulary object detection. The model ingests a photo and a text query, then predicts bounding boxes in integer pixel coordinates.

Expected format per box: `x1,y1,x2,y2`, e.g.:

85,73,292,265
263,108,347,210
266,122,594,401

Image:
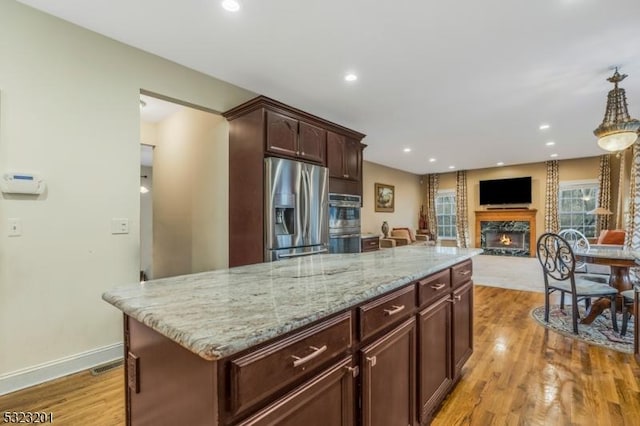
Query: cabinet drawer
359,285,415,340
230,312,352,415
237,357,355,426
418,269,451,307
361,237,379,252
451,260,472,288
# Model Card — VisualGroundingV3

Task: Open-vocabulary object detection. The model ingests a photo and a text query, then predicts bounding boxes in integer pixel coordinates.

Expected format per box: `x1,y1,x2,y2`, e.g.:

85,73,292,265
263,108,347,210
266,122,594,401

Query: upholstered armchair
388,228,415,246
586,229,626,275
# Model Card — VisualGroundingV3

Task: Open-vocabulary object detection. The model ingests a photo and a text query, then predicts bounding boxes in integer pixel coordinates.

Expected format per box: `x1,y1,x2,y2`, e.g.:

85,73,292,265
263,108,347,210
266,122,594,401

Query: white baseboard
0,342,124,396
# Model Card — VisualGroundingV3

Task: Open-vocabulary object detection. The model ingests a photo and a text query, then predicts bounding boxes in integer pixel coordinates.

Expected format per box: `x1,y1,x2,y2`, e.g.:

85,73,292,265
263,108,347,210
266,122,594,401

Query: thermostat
1,172,46,195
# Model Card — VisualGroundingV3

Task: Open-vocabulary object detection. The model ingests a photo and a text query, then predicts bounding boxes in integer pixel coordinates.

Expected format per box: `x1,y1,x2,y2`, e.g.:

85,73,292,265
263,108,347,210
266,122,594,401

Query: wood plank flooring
433,285,640,426
1,285,638,425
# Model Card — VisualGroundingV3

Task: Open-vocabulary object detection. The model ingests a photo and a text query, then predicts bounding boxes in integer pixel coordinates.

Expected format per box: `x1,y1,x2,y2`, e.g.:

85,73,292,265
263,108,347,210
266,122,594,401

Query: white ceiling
139,94,183,123
18,0,640,174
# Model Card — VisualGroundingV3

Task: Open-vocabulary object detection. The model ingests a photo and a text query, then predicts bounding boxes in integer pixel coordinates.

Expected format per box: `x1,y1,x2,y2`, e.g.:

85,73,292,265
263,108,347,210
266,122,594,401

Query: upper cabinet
327,132,361,181
266,111,327,165
224,96,366,267
327,131,365,196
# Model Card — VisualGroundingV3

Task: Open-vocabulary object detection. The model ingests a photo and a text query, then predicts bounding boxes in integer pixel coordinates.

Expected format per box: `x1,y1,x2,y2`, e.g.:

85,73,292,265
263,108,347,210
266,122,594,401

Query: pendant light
593,68,640,152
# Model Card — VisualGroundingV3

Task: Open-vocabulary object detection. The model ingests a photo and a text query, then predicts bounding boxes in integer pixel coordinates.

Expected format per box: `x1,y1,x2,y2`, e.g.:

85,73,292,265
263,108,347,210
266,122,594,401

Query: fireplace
475,209,537,257
485,231,526,250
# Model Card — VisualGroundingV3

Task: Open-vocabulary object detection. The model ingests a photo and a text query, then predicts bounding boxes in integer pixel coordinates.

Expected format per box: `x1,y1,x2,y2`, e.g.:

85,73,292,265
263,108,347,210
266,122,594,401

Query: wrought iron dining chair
536,233,618,334
557,229,609,285
621,286,638,336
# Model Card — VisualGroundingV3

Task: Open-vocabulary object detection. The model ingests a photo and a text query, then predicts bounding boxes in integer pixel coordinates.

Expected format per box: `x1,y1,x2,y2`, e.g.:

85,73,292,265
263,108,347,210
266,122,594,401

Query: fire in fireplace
499,234,512,246
486,231,525,250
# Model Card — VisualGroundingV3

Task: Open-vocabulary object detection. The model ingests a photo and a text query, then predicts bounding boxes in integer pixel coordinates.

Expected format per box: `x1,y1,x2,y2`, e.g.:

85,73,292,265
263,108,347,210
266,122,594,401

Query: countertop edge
103,249,482,361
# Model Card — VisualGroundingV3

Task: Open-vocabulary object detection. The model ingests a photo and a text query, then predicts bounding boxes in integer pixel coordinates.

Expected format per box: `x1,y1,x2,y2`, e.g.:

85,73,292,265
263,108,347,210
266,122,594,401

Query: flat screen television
479,176,532,205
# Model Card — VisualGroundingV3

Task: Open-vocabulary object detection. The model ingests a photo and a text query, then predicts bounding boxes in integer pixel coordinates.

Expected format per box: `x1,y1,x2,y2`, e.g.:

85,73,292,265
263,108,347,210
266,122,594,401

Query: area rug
531,305,634,354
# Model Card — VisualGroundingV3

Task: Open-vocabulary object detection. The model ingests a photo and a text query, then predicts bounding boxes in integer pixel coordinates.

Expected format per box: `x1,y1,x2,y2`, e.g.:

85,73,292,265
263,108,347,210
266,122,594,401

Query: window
436,191,457,239
558,182,599,238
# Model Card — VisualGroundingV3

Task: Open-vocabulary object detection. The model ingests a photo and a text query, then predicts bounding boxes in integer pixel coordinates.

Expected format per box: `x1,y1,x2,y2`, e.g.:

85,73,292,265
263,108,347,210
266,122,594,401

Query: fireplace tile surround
475,209,537,257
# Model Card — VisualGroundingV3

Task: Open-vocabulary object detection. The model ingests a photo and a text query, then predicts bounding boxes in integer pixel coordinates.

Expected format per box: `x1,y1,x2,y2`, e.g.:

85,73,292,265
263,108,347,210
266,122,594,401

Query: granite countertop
103,245,482,361
575,247,640,261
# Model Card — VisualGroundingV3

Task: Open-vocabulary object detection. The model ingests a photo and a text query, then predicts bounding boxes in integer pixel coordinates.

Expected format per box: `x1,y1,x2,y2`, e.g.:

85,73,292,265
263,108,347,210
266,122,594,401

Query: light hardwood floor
1,285,638,425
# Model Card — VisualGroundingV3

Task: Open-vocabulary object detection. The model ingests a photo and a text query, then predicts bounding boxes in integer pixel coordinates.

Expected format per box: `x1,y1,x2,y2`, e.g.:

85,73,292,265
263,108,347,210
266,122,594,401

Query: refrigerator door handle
277,248,329,259
302,169,310,241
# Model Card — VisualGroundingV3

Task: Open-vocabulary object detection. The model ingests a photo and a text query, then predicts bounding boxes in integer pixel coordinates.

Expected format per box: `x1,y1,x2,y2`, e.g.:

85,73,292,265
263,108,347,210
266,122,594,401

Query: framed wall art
375,183,395,212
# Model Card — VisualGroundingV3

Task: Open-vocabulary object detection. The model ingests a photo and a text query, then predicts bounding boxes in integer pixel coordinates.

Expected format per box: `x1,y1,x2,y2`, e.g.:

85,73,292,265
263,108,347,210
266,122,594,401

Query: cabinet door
418,297,452,423
327,131,347,179
298,121,326,164
238,357,355,426
344,138,361,181
452,281,473,379
266,110,298,157
361,318,416,426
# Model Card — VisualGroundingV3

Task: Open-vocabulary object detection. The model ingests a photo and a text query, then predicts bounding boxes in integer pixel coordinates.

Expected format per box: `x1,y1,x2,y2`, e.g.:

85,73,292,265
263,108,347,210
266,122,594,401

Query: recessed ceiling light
429,158,436,162
222,0,240,12
546,141,555,146
497,162,505,166
344,73,358,82
448,165,455,169
550,153,558,158
539,124,550,130
403,148,411,153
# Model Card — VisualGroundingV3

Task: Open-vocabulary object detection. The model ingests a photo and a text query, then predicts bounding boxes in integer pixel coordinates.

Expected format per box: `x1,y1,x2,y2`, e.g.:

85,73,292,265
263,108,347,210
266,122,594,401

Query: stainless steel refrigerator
264,157,329,262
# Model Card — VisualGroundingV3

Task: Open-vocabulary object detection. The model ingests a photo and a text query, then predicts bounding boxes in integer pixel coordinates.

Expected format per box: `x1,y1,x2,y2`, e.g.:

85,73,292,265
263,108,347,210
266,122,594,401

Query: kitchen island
103,245,482,425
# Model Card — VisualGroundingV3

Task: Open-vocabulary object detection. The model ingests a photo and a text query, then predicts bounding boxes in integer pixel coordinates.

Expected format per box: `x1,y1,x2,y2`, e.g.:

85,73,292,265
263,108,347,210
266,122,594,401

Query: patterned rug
531,305,634,354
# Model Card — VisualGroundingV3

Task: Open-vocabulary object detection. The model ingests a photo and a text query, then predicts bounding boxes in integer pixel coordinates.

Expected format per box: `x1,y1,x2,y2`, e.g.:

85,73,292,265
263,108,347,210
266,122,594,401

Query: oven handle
330,234,361,239
329,202,361,208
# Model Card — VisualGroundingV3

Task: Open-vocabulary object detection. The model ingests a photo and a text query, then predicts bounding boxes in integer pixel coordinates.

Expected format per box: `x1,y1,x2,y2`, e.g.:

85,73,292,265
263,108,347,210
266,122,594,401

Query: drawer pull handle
346,366,360,377
459,270,471,276
291,345,327,367
448,295,462,303
430,283,446,290
366,356,377,367
383,305,405,316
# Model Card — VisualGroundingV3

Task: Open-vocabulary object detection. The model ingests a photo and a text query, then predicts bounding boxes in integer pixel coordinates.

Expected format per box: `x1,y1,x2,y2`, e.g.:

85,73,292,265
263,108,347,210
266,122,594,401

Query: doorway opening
139,91,228,279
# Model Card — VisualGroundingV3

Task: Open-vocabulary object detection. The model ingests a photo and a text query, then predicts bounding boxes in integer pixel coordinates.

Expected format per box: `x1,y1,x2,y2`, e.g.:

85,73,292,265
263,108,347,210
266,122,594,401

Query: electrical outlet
111,218,129,234
8,218,22,237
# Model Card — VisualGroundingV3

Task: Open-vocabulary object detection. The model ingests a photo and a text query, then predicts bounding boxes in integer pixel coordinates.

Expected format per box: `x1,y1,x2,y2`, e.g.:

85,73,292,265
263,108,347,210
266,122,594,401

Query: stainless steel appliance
265,157,329,262
328,193,362,253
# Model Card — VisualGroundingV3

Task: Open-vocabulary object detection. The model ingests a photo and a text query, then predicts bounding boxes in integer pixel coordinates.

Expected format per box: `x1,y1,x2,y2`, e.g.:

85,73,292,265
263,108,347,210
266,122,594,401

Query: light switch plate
111,218,129,234
8,218,22,237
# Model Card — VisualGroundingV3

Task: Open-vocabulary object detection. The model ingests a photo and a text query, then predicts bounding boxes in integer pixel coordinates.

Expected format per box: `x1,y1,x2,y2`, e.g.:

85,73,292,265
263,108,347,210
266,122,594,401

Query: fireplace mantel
475,209,537,257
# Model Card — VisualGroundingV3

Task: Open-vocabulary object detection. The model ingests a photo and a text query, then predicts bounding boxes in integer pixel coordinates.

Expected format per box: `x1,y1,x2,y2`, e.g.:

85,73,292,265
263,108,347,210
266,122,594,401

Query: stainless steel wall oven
328,193,361,253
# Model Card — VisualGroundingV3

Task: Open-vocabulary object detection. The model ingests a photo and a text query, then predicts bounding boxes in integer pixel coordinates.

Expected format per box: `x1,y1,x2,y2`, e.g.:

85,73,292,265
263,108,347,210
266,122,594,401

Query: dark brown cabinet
361,318,416,426
361,236,380,252
298,121,326,164
327,131,364,196
452,281,473,379
224,96,365,267
122,260,474,426
238,357,355,426
266,110,298,158
417,260,473,423
418,297,452,424
266,111,327,164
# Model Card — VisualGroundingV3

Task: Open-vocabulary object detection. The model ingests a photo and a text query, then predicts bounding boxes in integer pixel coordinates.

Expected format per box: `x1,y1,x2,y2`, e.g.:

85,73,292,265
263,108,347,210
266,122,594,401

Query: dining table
574,246,640,324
